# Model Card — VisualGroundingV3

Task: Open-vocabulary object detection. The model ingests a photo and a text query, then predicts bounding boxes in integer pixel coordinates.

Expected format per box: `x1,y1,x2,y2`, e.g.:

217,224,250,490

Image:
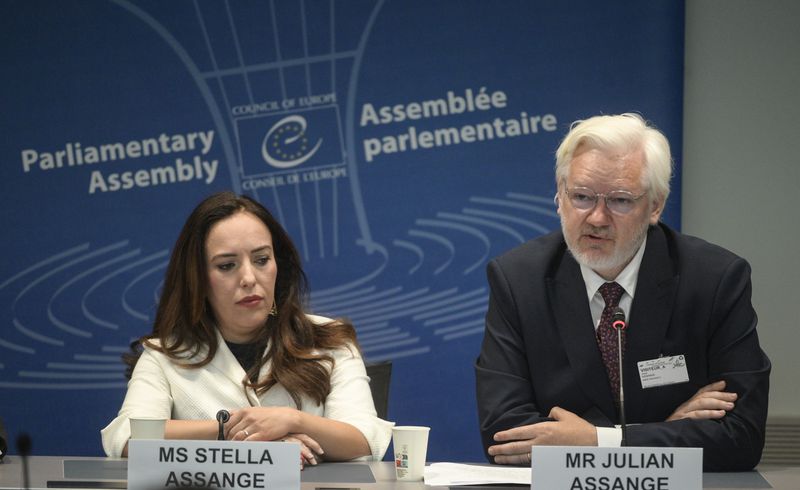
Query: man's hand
488,407,598,465
666,380,737,421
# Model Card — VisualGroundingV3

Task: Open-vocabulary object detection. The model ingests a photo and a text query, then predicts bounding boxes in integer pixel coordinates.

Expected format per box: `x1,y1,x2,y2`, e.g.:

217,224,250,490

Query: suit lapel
548,248,618,421
624,224,679,422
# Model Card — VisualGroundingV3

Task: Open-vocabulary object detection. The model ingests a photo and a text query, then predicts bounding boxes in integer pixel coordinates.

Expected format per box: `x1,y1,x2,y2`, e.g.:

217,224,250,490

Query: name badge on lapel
637,355,689,388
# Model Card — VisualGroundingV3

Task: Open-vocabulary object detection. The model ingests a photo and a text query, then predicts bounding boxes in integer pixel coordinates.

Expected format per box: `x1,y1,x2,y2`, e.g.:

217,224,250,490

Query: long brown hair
124,191,358,408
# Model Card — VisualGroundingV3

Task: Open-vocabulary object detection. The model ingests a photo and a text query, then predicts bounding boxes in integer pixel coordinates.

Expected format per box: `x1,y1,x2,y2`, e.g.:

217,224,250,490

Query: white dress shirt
578,237,647,447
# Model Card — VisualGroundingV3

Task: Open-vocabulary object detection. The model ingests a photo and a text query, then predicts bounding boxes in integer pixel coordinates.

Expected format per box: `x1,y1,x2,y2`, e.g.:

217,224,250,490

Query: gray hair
555,113,673,204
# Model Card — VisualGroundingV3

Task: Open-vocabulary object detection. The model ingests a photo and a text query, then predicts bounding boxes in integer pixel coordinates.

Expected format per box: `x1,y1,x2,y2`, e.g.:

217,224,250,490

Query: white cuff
596,426,622,447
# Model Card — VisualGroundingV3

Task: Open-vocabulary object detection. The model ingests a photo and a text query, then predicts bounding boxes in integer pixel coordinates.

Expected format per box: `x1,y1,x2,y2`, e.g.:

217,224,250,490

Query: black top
225,341,262,382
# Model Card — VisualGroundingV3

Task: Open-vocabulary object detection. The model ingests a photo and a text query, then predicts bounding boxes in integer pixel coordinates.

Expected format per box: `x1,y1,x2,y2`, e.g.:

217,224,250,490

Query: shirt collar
579,235,647,300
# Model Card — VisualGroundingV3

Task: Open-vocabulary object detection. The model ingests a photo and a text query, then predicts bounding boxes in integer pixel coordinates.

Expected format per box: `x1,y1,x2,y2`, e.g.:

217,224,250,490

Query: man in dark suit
476,113,770,471
0,416,7,461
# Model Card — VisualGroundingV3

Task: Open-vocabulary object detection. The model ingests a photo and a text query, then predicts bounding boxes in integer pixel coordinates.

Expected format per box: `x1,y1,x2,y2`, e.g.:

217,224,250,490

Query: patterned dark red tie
596,282,625,402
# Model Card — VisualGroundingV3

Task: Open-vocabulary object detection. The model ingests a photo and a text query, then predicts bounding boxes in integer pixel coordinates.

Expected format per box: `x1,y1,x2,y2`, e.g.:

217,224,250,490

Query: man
0,416,6,462
475,113,770,471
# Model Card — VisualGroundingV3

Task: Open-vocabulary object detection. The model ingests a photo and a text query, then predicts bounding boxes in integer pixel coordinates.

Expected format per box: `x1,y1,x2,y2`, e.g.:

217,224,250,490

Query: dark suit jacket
475,223,770,471
0,416,6,459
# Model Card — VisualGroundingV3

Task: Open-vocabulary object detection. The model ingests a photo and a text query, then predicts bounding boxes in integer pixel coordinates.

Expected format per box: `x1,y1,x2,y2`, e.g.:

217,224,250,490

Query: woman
101,192,393,463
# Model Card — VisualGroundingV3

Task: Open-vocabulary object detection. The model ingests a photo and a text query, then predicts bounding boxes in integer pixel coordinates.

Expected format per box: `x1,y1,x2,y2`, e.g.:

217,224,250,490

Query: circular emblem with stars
261,114,323,169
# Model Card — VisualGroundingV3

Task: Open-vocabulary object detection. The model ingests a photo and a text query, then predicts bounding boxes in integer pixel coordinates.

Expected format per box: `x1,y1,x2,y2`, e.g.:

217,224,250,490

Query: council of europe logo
261,115,323,169
236,106,343,178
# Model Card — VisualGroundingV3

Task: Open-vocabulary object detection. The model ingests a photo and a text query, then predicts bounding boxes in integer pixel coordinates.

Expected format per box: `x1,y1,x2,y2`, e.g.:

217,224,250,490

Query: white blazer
101,315,393,459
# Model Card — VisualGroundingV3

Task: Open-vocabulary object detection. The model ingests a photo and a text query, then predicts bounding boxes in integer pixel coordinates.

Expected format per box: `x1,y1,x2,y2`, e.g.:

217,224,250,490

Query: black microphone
16,433,31,490
611,307,628,447
216,410,230,441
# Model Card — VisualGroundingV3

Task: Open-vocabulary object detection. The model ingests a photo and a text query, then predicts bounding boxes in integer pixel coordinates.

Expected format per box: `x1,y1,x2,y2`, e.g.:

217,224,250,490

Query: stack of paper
424,463,531,486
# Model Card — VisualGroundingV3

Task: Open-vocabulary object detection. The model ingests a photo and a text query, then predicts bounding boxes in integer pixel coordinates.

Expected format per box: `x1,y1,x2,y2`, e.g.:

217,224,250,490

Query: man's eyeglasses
562,186,647,215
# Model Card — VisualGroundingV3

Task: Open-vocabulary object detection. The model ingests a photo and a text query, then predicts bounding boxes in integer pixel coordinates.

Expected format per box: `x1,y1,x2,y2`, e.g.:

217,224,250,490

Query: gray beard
562,219,650,276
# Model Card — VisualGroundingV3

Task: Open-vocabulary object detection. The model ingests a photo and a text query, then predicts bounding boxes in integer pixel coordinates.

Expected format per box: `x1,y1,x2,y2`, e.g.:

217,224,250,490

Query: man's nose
585,198,612,226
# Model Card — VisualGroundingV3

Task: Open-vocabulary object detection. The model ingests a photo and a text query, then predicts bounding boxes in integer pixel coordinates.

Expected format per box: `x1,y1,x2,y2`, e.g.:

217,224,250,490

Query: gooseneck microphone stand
612,307,628,447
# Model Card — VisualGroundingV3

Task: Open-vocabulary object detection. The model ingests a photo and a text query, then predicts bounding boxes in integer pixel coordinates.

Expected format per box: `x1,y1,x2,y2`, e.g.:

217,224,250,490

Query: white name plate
531,446,702,490
128,439,300,490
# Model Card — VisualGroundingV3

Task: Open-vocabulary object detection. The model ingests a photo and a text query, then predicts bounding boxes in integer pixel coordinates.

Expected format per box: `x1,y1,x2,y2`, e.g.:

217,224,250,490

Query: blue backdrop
0,0,684,462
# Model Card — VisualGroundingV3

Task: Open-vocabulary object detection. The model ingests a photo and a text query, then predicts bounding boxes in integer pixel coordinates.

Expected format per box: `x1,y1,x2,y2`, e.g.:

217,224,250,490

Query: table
0,456,797,489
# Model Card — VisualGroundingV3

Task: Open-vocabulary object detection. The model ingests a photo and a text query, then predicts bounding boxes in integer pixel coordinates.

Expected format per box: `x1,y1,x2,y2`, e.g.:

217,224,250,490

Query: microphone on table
17,432,31,490
611,307,628,447
216,410,230,441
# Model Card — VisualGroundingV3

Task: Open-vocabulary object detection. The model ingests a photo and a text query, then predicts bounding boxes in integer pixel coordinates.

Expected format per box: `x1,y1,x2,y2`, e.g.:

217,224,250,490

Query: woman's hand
282,433,325,468
226,407,300,441
225,407,370,461
666,380,737,421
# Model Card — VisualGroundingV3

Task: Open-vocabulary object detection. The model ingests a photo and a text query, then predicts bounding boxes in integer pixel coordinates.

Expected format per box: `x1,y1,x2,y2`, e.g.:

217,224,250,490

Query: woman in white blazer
101,192,393,464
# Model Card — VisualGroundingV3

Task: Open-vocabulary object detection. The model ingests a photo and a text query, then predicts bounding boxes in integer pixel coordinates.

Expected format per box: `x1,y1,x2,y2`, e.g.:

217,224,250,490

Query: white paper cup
129,417,166,440
392,426,430,481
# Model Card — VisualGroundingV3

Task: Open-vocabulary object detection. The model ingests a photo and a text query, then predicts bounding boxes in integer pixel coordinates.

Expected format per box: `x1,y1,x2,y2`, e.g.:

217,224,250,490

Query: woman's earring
269,304,278,317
